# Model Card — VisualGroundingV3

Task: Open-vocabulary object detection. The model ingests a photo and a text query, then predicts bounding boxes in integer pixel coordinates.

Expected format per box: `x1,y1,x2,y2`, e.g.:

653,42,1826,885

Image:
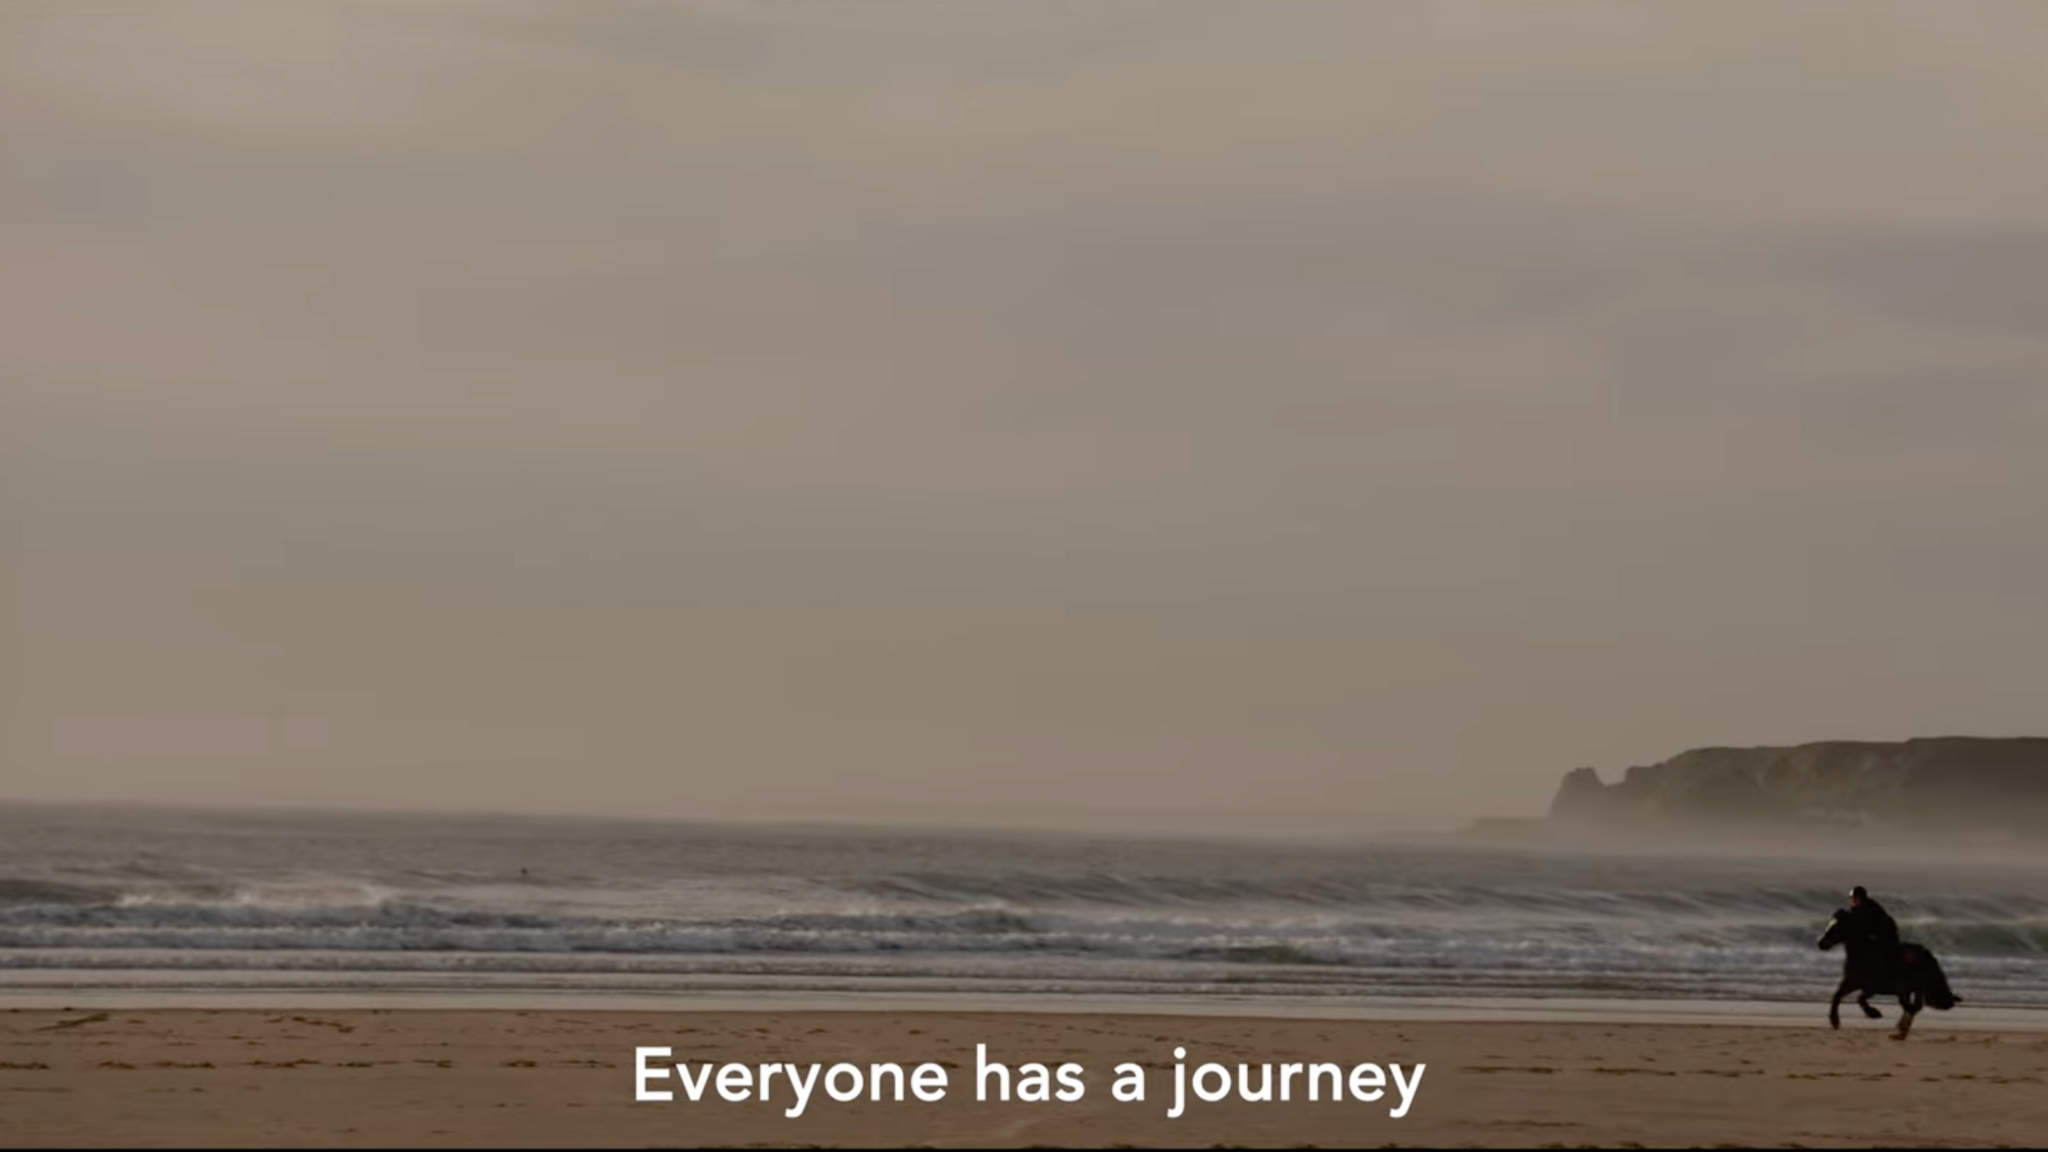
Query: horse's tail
1908,944,1960,1010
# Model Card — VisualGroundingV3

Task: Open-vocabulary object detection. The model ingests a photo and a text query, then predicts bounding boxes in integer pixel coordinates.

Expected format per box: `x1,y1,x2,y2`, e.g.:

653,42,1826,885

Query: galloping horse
1818,909,1960,1039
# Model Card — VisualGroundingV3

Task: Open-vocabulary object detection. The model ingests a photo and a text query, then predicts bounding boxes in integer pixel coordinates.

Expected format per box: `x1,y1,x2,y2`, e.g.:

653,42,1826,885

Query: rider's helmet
1850,885,1869,905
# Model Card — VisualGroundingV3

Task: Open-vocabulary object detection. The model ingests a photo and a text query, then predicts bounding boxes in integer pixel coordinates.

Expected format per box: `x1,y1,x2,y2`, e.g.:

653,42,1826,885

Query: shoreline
8,986,2048,1030
8,1007,2046,1147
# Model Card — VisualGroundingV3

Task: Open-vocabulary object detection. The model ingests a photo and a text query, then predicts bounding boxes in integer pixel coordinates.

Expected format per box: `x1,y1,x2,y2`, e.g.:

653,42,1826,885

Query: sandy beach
4,1008,2044,1148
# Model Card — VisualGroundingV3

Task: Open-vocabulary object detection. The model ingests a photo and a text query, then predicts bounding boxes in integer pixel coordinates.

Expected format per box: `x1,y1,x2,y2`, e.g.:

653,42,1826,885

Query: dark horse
1818,909,1960,1039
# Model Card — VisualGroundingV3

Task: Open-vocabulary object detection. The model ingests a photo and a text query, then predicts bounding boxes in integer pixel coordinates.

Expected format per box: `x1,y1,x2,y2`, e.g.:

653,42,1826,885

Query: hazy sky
4,1,2045,831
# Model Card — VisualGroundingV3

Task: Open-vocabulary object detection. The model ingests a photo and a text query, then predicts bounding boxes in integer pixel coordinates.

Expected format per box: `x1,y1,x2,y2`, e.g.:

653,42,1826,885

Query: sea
4,804,2045,1018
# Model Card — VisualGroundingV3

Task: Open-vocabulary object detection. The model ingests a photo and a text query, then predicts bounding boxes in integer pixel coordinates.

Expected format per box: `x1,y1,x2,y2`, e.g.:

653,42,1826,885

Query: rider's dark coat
1844,897,1901,977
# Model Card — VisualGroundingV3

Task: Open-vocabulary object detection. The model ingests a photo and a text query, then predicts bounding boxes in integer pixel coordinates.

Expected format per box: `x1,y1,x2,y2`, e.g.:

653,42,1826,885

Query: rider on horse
1844,887,1900,948
1820,885,1959,1037
1843,885,1902,980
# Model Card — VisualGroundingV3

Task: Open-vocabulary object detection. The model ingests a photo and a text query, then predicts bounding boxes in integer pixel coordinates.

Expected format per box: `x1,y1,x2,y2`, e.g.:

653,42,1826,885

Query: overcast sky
3,1,2045,831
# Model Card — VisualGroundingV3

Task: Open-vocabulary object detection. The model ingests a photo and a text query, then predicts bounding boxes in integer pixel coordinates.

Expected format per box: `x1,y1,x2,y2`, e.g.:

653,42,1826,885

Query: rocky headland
1545,736,2048,843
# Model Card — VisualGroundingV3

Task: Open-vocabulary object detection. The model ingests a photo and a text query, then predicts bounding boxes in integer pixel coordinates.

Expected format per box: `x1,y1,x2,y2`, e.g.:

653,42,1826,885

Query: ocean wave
5,814,2046,1008
0,878,111,907
8,863,2044,920
838,872,2048,920
2,896,2044,966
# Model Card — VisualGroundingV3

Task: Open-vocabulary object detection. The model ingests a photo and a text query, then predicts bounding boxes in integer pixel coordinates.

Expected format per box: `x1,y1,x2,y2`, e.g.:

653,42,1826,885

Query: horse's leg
1891,990,1921,1041
1830,979,1851,1029
1858,990,1883,1019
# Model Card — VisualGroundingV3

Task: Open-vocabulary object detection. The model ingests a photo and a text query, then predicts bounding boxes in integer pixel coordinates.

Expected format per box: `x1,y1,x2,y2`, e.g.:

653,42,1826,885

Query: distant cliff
1548,737,2048,838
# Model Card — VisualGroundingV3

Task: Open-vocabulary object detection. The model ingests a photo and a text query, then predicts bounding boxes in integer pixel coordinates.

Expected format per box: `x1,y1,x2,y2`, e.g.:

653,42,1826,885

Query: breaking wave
3,810,2046,1006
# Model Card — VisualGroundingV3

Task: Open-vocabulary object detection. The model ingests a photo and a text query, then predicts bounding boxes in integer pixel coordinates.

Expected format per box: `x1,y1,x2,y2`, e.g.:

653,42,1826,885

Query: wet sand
4,1008,2044,1147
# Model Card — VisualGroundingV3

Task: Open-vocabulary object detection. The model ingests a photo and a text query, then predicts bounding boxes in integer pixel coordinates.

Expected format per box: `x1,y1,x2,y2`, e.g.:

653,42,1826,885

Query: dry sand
3,1008,2045,1147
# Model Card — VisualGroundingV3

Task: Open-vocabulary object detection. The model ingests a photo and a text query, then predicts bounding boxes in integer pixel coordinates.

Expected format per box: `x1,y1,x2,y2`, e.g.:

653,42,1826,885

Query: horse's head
1817,909,1849,951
